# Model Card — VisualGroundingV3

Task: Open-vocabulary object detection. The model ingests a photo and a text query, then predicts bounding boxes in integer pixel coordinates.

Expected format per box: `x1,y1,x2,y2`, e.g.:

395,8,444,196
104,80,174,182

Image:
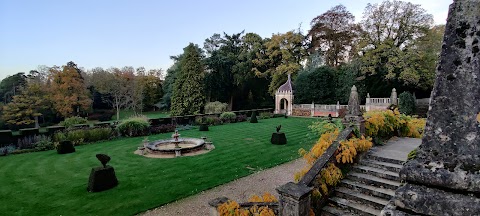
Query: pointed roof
277,74,294,93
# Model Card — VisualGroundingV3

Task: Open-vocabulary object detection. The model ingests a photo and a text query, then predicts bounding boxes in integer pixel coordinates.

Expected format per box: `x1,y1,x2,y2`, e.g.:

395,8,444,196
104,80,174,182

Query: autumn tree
253,31,307,95
2,79,49,127
171,43,205,116
48,62,92,118
308,5,359,67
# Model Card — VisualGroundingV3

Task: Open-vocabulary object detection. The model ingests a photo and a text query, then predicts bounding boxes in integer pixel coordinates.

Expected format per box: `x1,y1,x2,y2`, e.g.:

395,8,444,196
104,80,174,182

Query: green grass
0,117,316,216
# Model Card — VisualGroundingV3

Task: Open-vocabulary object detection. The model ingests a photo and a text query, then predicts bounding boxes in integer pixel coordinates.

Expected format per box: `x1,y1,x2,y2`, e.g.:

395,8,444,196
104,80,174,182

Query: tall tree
358,0,434,94
161,60,180,110
142,69,163,111
48,63,92,118
308,5,359,67
2,80,49,127
0,72,27,104
253,31,307,95
171,43,206,116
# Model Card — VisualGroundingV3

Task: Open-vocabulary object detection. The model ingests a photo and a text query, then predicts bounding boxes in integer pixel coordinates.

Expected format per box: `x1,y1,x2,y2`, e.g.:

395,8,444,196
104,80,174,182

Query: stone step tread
361,159,403,169
366,153,405,165
336,187,390,206
329,197,381,216
347,172,401,187
341,179,396,196
355,165,399,177
322,205,356,216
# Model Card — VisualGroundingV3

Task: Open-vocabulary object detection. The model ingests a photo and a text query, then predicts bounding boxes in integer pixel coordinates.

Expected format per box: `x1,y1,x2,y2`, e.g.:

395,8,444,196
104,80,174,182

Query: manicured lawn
0,117,316,216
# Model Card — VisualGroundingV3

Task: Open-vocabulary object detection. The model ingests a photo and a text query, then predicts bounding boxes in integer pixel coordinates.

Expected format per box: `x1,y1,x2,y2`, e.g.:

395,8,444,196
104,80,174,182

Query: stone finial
347,85,361,116
367,93,370,98
390,88,398,105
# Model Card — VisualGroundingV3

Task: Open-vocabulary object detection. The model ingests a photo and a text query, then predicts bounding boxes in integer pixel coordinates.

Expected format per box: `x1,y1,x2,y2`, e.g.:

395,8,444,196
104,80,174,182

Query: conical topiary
250,111,258,123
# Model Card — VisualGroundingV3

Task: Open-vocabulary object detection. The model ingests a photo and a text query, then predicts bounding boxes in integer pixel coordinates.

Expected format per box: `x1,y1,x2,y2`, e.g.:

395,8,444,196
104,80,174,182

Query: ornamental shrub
204,101,228,114
220,112,236,123
150,124,176,134
398,92,416,115
250,111,258,123
236,114,247,122
60,116,88,128
116,115,150,137
259,112,272,119
364,109,425,139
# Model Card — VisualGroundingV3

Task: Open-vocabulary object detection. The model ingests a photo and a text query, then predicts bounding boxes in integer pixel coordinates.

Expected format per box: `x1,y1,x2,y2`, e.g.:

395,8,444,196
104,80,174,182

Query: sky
0,0,452,80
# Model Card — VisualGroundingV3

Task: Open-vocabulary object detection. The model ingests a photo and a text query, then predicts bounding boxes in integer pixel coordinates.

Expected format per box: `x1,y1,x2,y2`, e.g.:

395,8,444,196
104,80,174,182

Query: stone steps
321,151,403,215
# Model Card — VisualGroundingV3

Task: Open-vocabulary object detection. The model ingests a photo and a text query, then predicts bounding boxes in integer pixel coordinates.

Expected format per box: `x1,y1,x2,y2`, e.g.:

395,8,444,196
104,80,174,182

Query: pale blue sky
0,0,452,80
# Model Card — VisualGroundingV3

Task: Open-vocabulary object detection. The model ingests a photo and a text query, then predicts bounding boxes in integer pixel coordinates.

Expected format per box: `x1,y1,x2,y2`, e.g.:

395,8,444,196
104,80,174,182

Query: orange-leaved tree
48,62,91,118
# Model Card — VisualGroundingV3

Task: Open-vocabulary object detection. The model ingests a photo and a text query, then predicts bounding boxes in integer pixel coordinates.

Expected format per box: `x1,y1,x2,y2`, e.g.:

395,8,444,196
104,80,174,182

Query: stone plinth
276,182,312,216
383,0,480,215
271,132,287,145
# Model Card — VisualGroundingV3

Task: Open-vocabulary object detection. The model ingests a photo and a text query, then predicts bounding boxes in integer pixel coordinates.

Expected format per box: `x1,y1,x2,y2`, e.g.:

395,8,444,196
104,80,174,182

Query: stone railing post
311,102,314,117
276,182,312,216
390,88,398,106
335,101,340,117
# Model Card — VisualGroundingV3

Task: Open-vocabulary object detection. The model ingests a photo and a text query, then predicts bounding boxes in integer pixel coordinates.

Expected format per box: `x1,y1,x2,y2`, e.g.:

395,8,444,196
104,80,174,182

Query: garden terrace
0,117,315,215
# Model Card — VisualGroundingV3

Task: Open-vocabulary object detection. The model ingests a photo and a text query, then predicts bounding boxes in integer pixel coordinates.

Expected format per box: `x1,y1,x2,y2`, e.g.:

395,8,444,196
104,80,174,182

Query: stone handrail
366,98,391,104
298,127,354,186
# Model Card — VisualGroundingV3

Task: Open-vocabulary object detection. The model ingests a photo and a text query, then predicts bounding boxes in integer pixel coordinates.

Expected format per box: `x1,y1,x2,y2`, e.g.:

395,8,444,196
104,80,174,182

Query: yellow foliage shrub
321,163,343,186
247,192,278,202
218,199,277,216
364,109,425,139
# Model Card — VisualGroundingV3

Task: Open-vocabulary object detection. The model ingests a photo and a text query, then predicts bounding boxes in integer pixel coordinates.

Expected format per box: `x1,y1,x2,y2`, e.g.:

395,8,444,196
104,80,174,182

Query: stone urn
88,154,118,192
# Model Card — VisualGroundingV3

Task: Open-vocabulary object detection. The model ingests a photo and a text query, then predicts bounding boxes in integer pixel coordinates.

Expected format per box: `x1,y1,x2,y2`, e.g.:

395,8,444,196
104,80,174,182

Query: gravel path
141,159,306,216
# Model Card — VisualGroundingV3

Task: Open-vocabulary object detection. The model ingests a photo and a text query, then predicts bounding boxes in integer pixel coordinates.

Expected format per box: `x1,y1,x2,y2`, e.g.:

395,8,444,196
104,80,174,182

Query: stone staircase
321,153,404,215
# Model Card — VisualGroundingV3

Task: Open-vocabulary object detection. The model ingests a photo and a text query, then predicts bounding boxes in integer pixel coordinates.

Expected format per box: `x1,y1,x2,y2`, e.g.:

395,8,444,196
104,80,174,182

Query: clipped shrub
236,114,247,122
204,101,228,114
220,112,236,123
57,140,75,154
398,92,416,115
116,115,150,137
250,111,258,123
61,116,89,128
150,124,176,134
259,112,272,119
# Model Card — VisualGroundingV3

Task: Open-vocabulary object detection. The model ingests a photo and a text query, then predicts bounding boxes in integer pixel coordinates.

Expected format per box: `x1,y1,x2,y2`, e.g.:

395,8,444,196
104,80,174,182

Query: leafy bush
259,112,272,119
198,116,222,126
220,112,236,123
53,127,113,145
116,115,150,137
308,119,344,138
398,92,416,115
60,116,88,128
34,135,54,151
0,145,16,156
204,101,228,114
364,109,425,139
150,124,176,134
236,114,247,122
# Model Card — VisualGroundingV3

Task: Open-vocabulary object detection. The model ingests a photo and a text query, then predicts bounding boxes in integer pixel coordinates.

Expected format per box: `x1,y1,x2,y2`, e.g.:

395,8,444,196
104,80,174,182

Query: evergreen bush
220,112,236,123
398,92,416,115
250,111,258,123
61,116,88,128
116,116,150,137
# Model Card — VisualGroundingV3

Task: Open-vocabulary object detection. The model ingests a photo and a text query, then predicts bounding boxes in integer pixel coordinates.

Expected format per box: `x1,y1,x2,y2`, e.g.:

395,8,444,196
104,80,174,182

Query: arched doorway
279,98,288,114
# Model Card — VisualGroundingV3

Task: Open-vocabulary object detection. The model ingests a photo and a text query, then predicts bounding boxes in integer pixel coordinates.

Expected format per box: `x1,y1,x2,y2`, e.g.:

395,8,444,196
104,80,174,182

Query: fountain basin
146,138,205,155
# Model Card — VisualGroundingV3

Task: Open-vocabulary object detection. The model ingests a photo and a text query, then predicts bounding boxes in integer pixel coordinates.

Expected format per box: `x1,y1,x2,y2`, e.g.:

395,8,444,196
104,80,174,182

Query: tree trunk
116,106,120,121
34,116,39,128
229,95,234,111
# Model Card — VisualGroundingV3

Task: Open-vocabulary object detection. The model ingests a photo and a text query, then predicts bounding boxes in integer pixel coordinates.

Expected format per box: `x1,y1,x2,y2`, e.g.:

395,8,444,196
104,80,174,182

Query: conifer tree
170,43,205,116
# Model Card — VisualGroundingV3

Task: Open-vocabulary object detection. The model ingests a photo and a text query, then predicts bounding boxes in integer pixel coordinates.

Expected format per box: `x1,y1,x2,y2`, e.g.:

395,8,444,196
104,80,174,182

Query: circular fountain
135,131,214,158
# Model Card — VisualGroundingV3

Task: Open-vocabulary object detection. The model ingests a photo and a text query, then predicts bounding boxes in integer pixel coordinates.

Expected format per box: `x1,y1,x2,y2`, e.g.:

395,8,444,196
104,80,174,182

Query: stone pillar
311,102,314,117
366,93,371,111
276,182,312,216
336,101,340,117
342,85,365,135
382,1,480,215
390,88,398,105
